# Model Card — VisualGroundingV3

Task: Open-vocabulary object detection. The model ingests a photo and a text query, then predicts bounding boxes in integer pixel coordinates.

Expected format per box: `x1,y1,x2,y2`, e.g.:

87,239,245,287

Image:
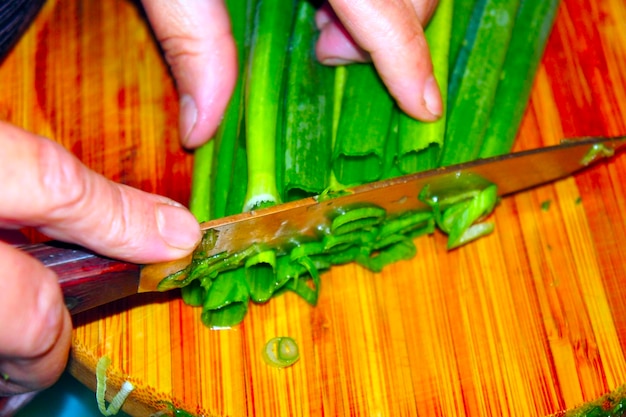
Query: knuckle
36,139,89,221
19,271,68,359
158,34,203,69
103,186,138,250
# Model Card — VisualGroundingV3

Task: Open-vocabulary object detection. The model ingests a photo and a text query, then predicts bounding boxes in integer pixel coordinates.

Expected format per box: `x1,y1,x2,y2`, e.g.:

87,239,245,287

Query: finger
315,4,369,65
0,122,201,264
320,0,442,121
0,241,72,395
141,0,238,149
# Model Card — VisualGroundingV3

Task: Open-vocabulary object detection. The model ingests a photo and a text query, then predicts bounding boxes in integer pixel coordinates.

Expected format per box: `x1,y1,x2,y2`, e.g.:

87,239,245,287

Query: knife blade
23,136,625,315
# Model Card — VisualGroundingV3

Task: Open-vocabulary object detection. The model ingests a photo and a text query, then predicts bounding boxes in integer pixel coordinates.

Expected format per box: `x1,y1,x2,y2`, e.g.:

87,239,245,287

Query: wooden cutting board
2,0,626,415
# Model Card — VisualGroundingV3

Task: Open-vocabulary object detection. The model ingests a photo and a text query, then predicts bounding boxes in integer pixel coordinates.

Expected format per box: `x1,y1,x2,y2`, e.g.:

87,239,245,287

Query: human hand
140,0,441,152
315,0,442,122
140,0,238,149
0,122,201,395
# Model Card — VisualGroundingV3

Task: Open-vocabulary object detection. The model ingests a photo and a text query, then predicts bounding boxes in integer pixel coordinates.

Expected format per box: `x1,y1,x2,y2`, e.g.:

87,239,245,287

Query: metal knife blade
30,136,624,314
138,136,625,291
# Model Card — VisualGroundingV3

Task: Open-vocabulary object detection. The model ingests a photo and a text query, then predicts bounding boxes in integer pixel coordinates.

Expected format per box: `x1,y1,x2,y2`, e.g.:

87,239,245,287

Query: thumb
0,122,201,264
141,0,238,149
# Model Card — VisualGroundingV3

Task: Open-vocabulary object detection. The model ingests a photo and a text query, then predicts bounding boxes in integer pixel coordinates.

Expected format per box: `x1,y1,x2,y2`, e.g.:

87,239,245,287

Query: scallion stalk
333,63,394,186
282,0,334,201
396,0,454,174
478,0,561,158
243,0,295,211
440,0,522,166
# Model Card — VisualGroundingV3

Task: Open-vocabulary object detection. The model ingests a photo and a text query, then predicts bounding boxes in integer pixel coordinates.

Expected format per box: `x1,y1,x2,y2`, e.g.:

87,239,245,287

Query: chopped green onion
180,280,205,307
330,206,386,235
245,250,278,303
201,271,250,329
580,143,615,166
356,239,417,273
151,402,197,417
262,337,300,368
95,356,134,416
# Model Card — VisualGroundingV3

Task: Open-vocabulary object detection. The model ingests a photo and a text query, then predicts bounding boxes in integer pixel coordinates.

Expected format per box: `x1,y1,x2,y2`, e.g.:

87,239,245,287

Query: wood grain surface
2,0,626,416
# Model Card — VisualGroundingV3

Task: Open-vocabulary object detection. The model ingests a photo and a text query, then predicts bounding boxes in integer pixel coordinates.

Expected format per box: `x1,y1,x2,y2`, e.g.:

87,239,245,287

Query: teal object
16,371,131,417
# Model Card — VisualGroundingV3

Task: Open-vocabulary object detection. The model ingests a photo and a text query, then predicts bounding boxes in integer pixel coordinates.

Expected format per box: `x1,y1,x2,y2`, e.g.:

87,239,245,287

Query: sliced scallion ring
262,337,300,368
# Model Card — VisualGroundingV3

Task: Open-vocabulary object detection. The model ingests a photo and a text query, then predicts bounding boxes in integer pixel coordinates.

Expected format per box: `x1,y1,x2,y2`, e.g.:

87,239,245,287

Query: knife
19,136,626,315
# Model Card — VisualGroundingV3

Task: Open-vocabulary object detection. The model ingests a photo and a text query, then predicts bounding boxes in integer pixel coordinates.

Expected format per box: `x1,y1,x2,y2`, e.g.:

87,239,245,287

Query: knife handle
20,242,141,315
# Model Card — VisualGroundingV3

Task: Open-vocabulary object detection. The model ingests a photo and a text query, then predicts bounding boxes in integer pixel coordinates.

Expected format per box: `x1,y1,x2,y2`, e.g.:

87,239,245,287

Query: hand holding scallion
0,123,201,397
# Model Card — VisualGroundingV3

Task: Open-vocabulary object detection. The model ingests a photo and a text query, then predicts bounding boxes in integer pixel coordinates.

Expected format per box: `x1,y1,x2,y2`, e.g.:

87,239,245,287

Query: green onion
244,250,278,302
172,0,558,328
188,141,214,222
440,0,522,166
153,402,197,417
395,0,453,173
478,0,561,158
262,337,300,368
180,280,205,307
420,183,498,249
333,63,394,186
243,0,295,211
330,206,387,235
356,239,417,273
201,271,250,328
449,0,479,68
95,356,134,416
207,0,254,219
580,143,615,166
281,0,334,201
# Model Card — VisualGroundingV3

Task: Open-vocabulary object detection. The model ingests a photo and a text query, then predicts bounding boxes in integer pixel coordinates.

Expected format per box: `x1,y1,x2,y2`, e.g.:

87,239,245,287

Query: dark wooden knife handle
20,242,141,315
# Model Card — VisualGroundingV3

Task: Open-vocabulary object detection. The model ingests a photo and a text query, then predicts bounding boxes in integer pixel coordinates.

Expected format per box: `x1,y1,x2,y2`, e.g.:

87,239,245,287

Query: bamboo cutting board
2,0,626,415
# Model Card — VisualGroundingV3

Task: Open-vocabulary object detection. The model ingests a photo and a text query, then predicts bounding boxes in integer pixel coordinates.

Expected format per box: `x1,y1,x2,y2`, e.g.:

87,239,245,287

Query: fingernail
423,76,443,118
320,57,353,66
156,203,201,251
179,94,197,147
315,7,332,30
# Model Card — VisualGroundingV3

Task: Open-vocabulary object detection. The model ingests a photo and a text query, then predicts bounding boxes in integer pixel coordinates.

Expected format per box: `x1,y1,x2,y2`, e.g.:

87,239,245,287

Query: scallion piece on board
262,337,300,368
95,356,134,416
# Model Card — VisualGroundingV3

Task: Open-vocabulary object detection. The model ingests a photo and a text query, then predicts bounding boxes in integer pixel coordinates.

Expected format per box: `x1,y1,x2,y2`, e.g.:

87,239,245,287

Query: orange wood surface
2,0,626,416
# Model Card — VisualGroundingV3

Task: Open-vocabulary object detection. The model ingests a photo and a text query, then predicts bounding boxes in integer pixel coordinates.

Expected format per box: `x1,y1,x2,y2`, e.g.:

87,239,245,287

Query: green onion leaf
282,0,334,200
396,0,453,173
333,64,393,185
245,250,278,303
